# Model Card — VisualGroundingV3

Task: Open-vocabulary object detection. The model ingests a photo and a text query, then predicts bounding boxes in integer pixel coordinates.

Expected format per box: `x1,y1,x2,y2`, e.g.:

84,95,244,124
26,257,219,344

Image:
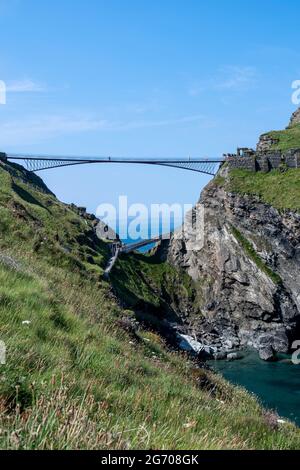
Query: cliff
158,165,300,361
155,110,300,361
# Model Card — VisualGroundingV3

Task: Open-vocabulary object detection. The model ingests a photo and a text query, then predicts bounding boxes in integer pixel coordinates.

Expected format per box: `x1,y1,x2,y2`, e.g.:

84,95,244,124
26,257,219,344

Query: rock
259,346,277,362
273,331,289,353
0,253,23,272
156,160,300,359
223,340,233,350
257,334,273,348
226,352,242,361
256,133,279,152
289,107,300,127
257,331,289,354
213,351,227,360
117,317,139,339
176,333,214,358
96,220,119,241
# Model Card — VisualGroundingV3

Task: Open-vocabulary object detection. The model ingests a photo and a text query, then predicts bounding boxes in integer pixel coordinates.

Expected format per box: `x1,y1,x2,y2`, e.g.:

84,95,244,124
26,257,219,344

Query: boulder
272,331,289,353
176,333,215,359
213,351,227,360
227,352,243,361
257,333,273,348
259,346,277,362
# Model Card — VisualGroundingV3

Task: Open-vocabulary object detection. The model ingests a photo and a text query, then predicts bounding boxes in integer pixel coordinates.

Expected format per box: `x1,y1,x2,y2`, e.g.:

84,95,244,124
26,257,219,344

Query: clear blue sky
0,0,299,217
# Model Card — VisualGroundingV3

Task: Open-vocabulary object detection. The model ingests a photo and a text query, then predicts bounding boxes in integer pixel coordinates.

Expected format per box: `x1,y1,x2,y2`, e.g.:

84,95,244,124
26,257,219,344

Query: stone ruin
226,147,300,173
226,107,300,173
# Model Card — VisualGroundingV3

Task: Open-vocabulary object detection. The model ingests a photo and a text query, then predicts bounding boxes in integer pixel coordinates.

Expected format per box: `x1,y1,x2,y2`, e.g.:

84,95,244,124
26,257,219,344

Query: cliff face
289,107,300,127
158,166,300,360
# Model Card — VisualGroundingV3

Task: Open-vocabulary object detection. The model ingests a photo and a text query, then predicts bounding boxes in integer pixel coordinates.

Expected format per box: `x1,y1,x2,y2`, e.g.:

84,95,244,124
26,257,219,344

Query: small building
236,147,255,158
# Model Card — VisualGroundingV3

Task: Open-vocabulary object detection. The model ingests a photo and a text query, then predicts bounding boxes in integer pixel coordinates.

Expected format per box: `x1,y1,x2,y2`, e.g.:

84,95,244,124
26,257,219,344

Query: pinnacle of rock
289,107,300,127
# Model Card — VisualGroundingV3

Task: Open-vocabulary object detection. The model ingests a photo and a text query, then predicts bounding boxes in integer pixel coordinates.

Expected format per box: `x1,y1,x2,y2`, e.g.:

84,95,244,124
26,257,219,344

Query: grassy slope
265,123,300,151
0,162,110,276
0,161,300,449
111,251,202,321
226,168,300,212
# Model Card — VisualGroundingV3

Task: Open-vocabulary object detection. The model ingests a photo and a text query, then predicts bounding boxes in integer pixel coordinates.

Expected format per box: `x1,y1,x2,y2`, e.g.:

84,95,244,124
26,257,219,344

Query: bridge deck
104,237,163,277
3,152,224,175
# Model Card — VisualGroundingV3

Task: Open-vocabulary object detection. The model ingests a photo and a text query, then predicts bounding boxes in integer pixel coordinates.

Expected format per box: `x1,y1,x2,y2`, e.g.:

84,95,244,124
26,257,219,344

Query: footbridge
104,236,163,277
1,152,224,176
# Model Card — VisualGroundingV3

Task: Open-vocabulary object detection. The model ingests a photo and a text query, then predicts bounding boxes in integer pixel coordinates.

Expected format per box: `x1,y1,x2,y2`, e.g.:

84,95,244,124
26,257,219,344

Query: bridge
0,150,224,277
104,236,163,278
1,152,224,176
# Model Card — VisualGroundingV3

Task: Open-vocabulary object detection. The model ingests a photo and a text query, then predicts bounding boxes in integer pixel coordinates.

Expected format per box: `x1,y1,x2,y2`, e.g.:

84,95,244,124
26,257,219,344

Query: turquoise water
120,218,179,252
210,351,300,426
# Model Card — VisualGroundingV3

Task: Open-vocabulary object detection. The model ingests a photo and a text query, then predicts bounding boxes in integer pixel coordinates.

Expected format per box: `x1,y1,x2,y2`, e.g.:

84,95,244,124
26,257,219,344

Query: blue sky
0,0,299,220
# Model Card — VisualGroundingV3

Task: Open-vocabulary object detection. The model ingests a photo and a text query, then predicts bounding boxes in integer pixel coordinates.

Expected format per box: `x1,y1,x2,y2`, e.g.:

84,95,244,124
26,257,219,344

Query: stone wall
227,149,300,173
227,156,256,171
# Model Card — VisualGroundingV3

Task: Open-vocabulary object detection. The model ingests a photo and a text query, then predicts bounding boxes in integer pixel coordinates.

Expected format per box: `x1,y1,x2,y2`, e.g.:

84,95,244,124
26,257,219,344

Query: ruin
226,147,300,173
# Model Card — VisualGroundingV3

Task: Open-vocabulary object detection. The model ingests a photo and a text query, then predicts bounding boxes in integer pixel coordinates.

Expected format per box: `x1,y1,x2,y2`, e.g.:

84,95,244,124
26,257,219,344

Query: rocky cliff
257,106,300,152
157,115,300,361
289,107,300,127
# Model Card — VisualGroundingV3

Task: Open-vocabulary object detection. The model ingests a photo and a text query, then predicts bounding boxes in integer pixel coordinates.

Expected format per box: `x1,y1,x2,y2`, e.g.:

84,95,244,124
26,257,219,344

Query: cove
210,351,300,427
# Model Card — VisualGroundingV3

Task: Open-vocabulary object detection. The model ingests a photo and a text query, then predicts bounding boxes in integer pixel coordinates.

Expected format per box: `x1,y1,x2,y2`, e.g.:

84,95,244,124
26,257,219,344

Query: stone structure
227,148,300,173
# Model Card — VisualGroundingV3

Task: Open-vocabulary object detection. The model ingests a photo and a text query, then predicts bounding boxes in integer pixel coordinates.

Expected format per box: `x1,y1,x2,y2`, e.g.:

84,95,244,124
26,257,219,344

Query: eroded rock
156,165,300,359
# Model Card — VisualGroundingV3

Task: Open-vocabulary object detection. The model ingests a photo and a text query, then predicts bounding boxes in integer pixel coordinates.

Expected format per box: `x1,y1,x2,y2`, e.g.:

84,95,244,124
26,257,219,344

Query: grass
263,123,300,151
213,174,226,187
0,160,300,449
230,226,282,285
1,261,300,449
0,162,110,276
227,168,300,212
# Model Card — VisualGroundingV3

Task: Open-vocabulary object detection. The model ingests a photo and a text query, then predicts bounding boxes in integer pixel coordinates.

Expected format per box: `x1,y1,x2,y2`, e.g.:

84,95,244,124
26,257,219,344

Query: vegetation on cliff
226,168,300,212
264,123,300,152
230,225,282,285
111,251,201,322
0,161,300,449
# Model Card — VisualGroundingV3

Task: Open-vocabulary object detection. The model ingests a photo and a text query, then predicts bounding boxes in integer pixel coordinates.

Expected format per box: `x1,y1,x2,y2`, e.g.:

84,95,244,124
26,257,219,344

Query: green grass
0,162,110,276
0,161,300,449
263,123,300,151
1,260,299,450
227,168,300,212
230,226,282,285
213,174,226,187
